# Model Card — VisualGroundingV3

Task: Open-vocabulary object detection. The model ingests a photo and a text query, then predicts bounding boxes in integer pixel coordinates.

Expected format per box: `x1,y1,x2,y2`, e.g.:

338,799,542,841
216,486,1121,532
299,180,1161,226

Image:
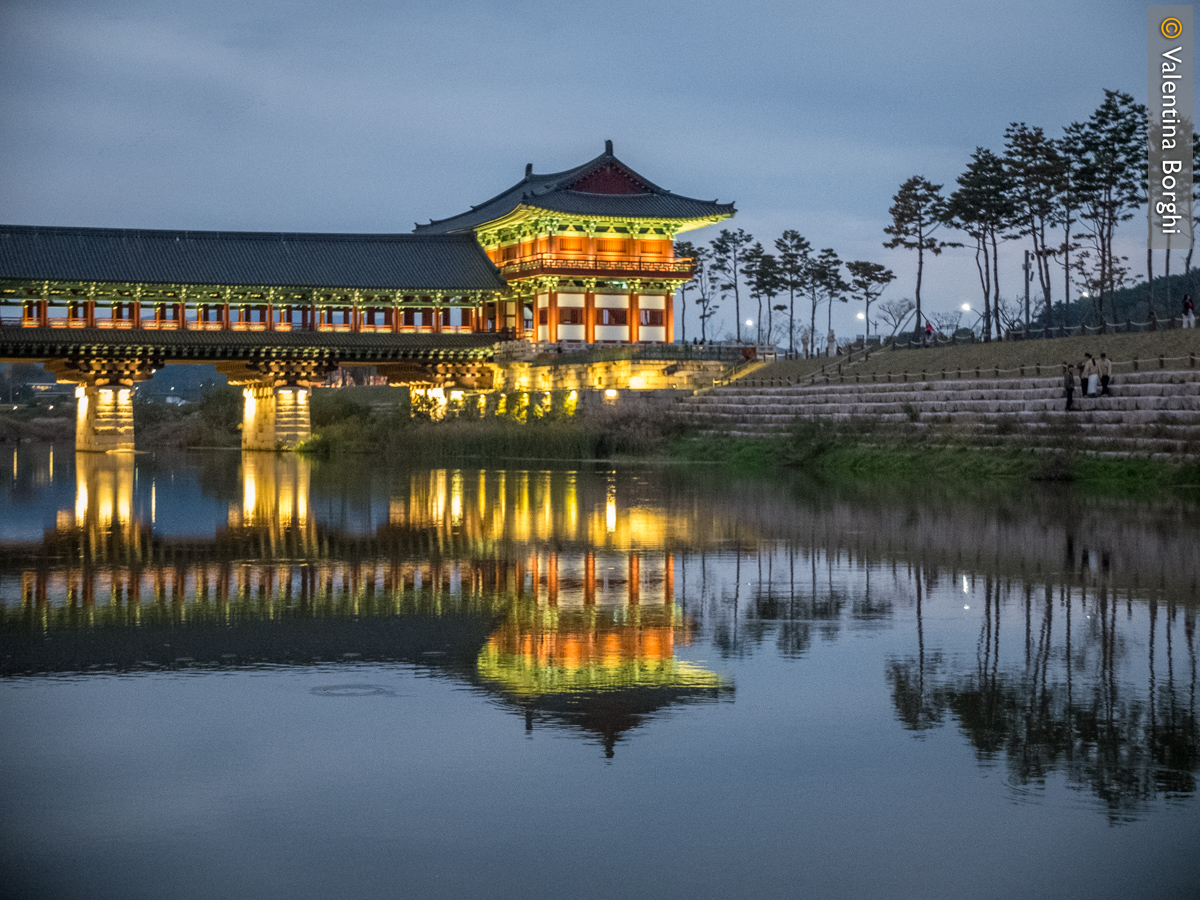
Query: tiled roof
0,226,507,292
415,144,735,233
0,326,500,361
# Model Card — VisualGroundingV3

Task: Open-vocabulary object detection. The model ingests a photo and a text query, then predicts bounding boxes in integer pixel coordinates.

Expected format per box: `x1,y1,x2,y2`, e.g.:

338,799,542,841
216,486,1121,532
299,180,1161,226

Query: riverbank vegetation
669,416,1200,496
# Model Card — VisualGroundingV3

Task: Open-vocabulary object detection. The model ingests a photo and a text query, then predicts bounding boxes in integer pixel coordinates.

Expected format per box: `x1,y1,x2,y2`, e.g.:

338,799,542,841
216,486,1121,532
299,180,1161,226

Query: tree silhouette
945,148,1013,341
1064,90,1147,321
775,230,812,356
710,228,752,342
1004,123,1065,323
846,260,895,337
883,176,955,332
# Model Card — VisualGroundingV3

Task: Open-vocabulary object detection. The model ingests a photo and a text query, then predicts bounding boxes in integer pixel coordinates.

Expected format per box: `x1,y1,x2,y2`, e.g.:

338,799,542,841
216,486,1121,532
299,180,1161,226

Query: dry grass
752,330,1200,383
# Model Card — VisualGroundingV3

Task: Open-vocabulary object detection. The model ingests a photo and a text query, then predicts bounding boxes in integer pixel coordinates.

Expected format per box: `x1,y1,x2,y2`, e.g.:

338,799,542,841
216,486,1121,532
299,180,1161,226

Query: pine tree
883,176,954,333
710,228,752,342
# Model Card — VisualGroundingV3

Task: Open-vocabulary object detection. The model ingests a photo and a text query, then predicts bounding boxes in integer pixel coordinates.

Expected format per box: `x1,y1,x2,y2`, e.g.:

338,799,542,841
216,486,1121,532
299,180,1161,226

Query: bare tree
930,311,962,337
877,298,916,339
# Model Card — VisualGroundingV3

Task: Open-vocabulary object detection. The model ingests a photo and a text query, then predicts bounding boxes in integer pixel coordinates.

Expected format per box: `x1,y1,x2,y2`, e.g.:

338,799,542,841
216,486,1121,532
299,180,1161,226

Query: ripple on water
309,684,397,698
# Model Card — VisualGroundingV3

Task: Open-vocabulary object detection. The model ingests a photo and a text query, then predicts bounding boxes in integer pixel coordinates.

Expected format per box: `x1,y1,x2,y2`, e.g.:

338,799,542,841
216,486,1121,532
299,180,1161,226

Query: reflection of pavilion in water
0,452,730,755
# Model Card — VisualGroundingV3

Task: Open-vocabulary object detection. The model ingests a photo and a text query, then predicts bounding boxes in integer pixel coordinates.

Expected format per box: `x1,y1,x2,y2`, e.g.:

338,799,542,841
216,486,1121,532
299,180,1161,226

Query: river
1,445,1197,899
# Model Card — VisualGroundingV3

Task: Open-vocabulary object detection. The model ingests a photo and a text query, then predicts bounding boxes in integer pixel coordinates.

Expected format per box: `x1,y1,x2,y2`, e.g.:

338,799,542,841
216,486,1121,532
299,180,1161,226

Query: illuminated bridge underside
1,326,499,451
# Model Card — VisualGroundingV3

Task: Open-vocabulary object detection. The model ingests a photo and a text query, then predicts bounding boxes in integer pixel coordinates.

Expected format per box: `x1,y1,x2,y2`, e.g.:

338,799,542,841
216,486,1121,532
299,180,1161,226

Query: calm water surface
1,446,1198,899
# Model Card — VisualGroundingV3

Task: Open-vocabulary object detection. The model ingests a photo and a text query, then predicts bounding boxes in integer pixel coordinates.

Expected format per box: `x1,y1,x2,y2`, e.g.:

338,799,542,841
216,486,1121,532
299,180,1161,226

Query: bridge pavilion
415,140,734,342
1,142,733,452
0,227,507,451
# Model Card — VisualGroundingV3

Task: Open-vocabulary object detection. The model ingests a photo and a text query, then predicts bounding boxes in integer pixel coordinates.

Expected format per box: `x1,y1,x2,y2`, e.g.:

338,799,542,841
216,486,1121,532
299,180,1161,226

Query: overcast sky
0,0,1187,339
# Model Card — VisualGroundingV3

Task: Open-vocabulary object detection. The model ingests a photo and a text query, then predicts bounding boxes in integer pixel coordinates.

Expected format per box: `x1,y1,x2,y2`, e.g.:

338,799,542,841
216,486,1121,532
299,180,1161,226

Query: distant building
416,141,734,343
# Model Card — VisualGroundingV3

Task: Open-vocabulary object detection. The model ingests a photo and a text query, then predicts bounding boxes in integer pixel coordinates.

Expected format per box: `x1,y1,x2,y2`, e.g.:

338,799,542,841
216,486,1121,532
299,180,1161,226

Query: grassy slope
751,330,1200,382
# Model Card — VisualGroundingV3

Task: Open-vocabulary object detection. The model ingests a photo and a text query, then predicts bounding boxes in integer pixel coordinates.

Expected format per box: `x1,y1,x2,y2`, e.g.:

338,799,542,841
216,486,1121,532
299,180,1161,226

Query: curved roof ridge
415,147,730,234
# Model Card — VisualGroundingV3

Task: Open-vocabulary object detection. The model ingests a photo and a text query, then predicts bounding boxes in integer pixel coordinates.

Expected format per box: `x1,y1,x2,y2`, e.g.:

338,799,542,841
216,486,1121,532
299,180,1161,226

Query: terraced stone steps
678,369,1200,454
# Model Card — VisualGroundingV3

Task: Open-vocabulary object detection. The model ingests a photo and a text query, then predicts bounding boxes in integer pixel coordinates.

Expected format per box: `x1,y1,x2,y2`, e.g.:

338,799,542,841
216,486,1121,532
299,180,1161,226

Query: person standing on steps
1184,293,1196,328
1099,352,1112,396
1063,361,1076,411
1082,353,1098,398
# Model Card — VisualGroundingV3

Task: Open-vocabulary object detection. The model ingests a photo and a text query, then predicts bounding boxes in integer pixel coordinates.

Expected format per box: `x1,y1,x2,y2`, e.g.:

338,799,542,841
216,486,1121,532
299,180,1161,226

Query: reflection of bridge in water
0,452,731,756
2,451,1198,780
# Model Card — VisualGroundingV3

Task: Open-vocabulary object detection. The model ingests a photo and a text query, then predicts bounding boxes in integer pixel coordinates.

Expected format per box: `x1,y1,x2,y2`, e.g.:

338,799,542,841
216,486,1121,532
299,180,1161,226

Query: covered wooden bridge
0,225,511,450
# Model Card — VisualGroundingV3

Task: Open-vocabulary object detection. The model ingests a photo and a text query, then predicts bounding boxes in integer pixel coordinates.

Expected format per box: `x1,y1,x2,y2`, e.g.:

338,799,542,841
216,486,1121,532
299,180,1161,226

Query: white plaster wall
594,325,629,341
558,324,585,341
638,326,666,342
595,294,629,309
557,292,585,308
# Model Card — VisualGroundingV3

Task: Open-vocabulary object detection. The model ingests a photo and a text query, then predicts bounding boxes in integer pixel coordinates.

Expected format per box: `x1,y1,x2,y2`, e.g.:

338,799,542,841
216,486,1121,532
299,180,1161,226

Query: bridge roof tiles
0,325,500,361
0,226,507,292
415,145,735,234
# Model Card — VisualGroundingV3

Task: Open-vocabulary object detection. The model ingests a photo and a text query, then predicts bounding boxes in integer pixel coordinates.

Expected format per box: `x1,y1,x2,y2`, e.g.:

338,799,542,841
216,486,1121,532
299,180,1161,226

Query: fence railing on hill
891,312,1195,350
730,352,1200,389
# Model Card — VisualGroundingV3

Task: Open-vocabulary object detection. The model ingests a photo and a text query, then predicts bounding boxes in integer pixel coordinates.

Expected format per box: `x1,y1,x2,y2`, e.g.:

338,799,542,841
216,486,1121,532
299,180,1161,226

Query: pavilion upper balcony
499,254,695,282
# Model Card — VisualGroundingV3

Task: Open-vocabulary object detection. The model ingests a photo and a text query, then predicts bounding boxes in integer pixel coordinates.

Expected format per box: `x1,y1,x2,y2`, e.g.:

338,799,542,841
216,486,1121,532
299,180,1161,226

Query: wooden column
548,291,558,343
665,293,674,343
585,290,595,343
628,293,639,343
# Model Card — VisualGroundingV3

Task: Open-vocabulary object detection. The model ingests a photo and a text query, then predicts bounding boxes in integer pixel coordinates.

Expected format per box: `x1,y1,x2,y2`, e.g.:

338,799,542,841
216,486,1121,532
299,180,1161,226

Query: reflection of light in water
48,447,53,482
565,473,578,539
962,575,969,593
151,480,156,525
606,482,616,534
451,470,463,526
71,452,135,532
236,452,312,529
242,467,257,522
477,601,725,696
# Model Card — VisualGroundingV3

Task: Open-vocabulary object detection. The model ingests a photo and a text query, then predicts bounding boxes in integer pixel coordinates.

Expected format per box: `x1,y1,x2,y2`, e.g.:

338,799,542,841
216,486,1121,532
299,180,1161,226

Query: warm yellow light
450,390,464,401
451,469,463,526
628,376,645,390
605,388,618,399
243,387,256,426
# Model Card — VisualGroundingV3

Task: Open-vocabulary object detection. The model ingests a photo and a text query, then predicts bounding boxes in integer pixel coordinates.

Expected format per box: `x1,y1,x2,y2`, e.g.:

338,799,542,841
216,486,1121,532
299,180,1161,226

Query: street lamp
960,303,983,335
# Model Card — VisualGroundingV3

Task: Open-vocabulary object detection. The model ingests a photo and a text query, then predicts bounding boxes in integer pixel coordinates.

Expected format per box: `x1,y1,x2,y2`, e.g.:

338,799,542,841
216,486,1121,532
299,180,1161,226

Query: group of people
1063,352,1112,410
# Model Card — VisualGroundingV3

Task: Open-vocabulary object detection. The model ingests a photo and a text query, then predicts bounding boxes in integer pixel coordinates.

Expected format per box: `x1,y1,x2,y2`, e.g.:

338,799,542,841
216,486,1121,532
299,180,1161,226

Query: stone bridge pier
45,358,162,453
217,361,334,451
